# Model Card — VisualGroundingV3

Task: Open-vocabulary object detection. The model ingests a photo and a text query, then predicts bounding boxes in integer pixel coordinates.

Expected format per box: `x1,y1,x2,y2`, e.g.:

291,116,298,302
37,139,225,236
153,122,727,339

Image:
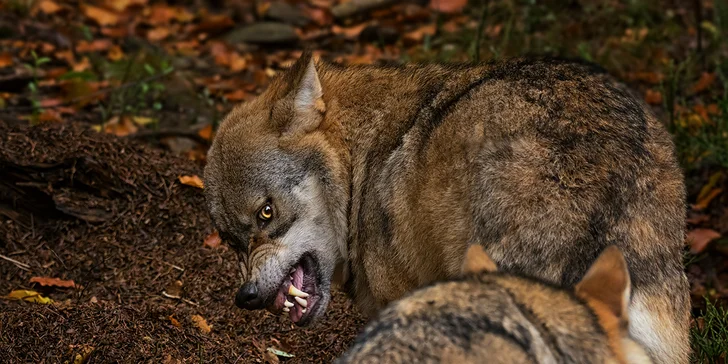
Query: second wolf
337,245,653,364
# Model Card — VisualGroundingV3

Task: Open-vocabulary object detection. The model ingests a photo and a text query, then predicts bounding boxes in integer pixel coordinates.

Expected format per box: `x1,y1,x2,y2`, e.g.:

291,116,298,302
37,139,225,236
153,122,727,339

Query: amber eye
258,204,273,221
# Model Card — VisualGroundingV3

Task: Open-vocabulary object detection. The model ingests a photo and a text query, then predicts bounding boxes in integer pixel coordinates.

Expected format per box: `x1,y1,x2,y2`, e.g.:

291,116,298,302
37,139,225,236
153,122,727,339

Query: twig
472,0,489,63
0,254,31,271
0,72,171,113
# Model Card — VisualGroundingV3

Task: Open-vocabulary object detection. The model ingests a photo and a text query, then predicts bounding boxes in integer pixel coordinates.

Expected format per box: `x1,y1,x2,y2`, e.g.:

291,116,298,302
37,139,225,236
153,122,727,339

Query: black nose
235,282,264,310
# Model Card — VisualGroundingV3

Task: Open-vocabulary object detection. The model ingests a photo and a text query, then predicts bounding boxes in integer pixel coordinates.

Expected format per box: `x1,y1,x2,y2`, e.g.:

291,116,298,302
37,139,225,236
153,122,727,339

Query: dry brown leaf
687,228,721,254
0,53,13,68
331,23,367,40
107,45,125,61
204,231,222,249
76,39,113,53
104,0,147,12
644,89,662,105
692,72,716,94
83,5,120,26
197,124,213,141
191,314,211,333
429,0,468,13
223,89,250,102
30,277,76,288
693,188,722,211
37,0,61,14
147,4,178,24
179,175,204,188
404,24,436,43
168,315,182,328
686,213,710,225
147,27,170,42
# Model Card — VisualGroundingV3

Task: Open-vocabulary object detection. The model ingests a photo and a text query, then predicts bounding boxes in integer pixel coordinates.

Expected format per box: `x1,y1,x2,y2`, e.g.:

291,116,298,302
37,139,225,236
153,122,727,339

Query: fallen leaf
203,231,221,248
104,0,147,12
69,345,94,364
5,289,54,304
107,45,124,61
267,347,295,358
147,4,178,24
693,188,722,211
687,228,721,254
405,24,437,43
101,116,138,136
168,315,182,328
191,314,211,333
693,171,723,211
179,175,204,188
132,116,155,126
429,0,468,13
76,39,113,53
223,89,249,102
0,53,12,68
37,0,61,14
692,72,716,94
331,23,367,40
686,213,710,225
644,89,662,105
147,27,170,42
30,276,75,288
198,124,213,141
83,5,120,26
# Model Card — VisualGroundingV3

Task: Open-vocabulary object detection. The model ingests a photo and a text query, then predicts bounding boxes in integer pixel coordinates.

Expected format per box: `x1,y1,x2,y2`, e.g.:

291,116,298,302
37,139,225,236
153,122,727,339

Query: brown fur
336,246,652,364
203,52,690,363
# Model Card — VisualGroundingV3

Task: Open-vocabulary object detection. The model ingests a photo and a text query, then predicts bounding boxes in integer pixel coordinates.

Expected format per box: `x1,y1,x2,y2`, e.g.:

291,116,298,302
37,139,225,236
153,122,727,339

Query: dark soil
0,121,366,363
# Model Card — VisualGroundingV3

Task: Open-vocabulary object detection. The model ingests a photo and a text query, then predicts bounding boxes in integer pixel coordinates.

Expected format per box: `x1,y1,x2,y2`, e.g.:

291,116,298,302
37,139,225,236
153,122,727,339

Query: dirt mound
0,122,365,363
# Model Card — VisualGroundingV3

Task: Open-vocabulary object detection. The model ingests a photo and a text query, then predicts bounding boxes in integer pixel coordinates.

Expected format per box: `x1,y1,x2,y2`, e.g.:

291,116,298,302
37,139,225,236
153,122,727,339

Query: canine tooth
294,296,308,308
302,309,306,314
288,285,309,298
283,307,290,313
284,300,294,308
289,268,296,274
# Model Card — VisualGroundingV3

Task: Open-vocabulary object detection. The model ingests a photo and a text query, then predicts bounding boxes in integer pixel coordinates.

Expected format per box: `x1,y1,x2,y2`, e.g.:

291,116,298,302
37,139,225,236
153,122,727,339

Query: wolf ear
276,51,326,136
575,246,631,321
461,245,498,275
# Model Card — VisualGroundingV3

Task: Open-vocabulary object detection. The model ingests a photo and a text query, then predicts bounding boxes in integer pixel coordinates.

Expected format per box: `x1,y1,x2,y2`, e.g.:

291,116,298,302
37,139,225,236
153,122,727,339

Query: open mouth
269,254,320,324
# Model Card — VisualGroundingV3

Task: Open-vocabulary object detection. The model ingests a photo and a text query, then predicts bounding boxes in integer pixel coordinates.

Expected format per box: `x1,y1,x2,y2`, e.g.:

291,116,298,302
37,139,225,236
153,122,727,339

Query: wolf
202,51,690,363
335,245,653,364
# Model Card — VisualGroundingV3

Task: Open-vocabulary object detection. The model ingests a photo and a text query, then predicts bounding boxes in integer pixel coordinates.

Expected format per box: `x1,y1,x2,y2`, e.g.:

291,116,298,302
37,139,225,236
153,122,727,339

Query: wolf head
203,52,348,326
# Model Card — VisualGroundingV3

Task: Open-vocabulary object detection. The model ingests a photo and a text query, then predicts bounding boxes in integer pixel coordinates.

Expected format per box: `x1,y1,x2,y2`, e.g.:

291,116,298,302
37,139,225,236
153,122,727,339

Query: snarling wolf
203,51,690,363
336,245,653,364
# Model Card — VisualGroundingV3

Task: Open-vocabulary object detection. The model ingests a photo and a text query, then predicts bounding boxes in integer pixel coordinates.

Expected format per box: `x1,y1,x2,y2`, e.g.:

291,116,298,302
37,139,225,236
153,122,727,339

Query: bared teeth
302,309,306,314
283,307,290,313
294,296,308,308
288,285,309,298
284,300,294,308
289,267,296,274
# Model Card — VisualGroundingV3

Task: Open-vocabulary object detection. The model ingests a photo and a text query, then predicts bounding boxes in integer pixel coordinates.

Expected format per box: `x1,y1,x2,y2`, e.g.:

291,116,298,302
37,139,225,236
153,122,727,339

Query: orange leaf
98,116,138,137
168,315,182,328
223,89,250,102
107,45,125,61
429,0,468,13
0,53,12,68
404,24,436,43
30,276,76,288
76,39,113,53
37,0,61,14
197,124,213,141
686,228,721,254
191,314,212,333
83,5,120,26
204,231,221,249
104,0,147,12
644,89,662,105
331,23,367,40
693,188,722,211
692,72,716,94
179,175,204,189
147,27,170,42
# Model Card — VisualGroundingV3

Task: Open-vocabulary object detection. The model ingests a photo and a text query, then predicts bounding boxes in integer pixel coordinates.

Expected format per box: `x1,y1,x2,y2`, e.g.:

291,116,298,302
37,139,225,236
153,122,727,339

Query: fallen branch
0,254,31,271
330,0,402,19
